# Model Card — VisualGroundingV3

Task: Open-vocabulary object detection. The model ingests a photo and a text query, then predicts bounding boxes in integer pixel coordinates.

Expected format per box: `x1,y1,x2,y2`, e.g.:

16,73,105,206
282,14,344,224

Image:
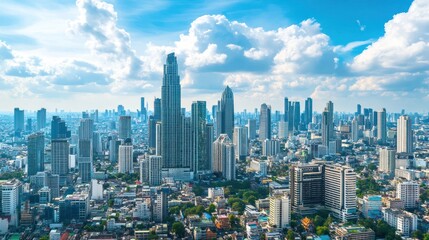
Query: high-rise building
321,109,330,147
59,192,90,224
383,209,417,237
0,180,22,226
153,188,168,223
269,194,291,229
118,116,132,140
27,132,45,176
191,101,209,175
118,139,133,173
290,164,324,213
377,108,387,144
140,97,147,122
161,53,183,169
212,134,235,180
326,101,334,139
304,97,313,128
259,103,271,140
379,148,396,174
284,97,289,122
233,126,248,160
397,181,419,209
148,156,162,186
26,118,32,132
324,164,357,222
109,135,120,163
181,117,192,168
148,98,162,149
356,104,362,116
14,107,24,137
156,122,162,156
51,139,70,178
278,120,288,139
262,139,280,157
351,118,359,142
216,86,234,140
78,118,93,183
37,108,46,131
247,119,256,140
51,116,70,140
205,123,214,171
397,115,413,154
293,101,300,131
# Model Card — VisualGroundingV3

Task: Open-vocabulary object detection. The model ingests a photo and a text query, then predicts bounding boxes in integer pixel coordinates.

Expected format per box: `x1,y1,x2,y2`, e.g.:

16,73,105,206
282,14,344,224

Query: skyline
1,0,428,112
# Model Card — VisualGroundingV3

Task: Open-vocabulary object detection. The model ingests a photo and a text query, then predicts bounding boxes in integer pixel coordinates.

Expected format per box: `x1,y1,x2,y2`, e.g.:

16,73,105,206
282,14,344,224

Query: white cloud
351,0,429,73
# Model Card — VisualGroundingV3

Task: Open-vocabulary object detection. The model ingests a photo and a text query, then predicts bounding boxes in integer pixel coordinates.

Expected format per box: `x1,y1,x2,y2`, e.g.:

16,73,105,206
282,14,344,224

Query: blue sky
0,0,427,113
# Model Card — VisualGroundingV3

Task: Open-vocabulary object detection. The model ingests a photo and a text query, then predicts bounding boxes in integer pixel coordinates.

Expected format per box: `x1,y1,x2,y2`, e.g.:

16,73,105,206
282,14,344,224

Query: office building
191,101,209,175
259,103,271,140
0,180,22,227
324,164,357,222
161,53,183,169
51,116,70,139
362,195,382,219
14,107,24,137
247,119,256,140
51,139,70,184
379,148,396,174
149,156,162,186
140,97,147,121
397,115,413,154
212,134,235,180
182,117,192,168
216,86,234,140
78,118,93,183
290,164,324,213
153,188,168,223
397,181,419,209
27,132,45,176
118,116,132,140
377,108,387,144
269,194,291,229
37,108,46,130
292,101,300,131
351,118,359,142
233,126,248,160
262,139,280,157
304,97,313,128
59,192,90,224
118,139,133,173
278,120,288,139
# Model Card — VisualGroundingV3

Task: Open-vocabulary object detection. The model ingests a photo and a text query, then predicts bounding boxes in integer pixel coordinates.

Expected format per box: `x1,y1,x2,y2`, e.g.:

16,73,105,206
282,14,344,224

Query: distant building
59,192,90,223
362,195,382,219
212,134,235,180
383,208,417,236
269,194,290,229
27,132,45,176
397,181,419,209
335,225,375,240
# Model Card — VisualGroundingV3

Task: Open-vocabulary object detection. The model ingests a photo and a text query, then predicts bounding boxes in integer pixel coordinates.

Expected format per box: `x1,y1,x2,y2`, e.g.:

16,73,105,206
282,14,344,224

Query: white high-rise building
212,134,235,180
278,121,288,139
324,164,357,222
397,115,413,154
351,118,359,142
383,208,417,236
118,140,133,173
377,108,387,144
149,156,162,186
233,126,248,160
0,180,22,226
262,139,280,157
269,194,291,229
397,181,419,209
259,103,271,140
379,148,396,174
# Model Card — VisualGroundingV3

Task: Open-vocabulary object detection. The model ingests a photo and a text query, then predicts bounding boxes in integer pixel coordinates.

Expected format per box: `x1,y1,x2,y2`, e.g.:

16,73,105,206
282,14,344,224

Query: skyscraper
161,53,183,169
140,97,147,122
284,97,289,122
51,116,70,140
118,139,133,173
351,118,359,142
290,164,324,213
118,116,132,140
0,180,22,226
78,118,94,183
247,119,256,140
293,101,300,131
27,132,45,176
216,86,234,140
377,108,387,144
324,164,357,222
51,139,70,177
14,107,24,137
212,134,235,180
148,156,162,186
269,194,291,229
36,108,46,131
397,181,419,209
259,103,271,140
321,109,330,147
326,101,334,139
233,126,248,160
379,147,396,174
397,115,413,154
304,98,313,128
148,98,161,149
191,101,208,175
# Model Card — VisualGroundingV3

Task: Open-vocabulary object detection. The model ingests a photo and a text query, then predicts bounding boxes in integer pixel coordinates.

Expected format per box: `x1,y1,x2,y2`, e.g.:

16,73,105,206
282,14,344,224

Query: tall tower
259,103,271,140
212,134,235,180
233,126,248,160
293,101,300,131
326,101,334,139
191,101,208,175
148,98,161,149
397,115,413,154
14,107,24,137
140,97,147,122
118,116,132,140
118,139,133,173
284,97,289,122
27,132,45,176
161,53,183,169
321,109,330,147
379,147,396,174
51,116,70,140
51,139,70,177
78,118,94,183
304,97,313,128
377,108,387,144
36,108,46,131
217,86,234,140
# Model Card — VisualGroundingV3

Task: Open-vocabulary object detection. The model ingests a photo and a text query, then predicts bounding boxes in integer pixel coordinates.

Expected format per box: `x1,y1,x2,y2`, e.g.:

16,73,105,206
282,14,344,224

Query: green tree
286,229,295,240
207,204,216,213
324,216,333,227
316,226,329,235
412,230,423,240
232,202,245,214
172,222,186,237
313,215,325,227
424,233,429,240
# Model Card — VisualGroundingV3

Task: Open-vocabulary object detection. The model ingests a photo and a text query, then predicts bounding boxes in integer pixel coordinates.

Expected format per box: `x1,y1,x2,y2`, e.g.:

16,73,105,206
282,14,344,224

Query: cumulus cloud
351,0,429,73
